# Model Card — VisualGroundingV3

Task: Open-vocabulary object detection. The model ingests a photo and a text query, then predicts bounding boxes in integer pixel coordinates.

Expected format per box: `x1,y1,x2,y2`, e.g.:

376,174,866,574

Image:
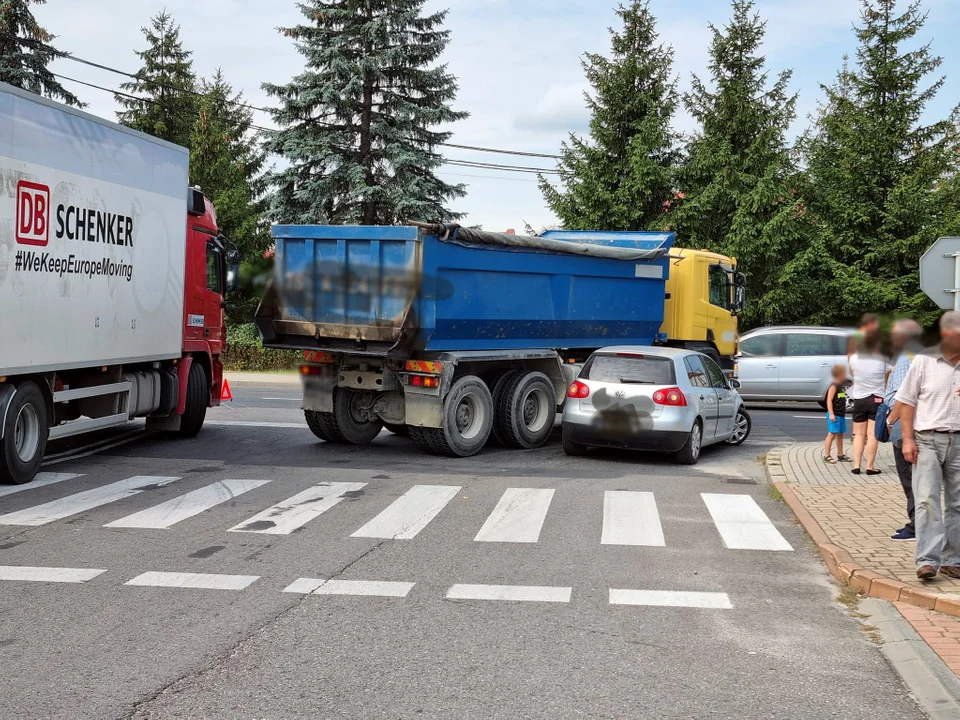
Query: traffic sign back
921,237,960,310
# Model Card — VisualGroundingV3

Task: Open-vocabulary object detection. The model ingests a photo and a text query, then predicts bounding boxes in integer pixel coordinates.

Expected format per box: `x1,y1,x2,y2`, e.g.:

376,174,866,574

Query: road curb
767,447,960,619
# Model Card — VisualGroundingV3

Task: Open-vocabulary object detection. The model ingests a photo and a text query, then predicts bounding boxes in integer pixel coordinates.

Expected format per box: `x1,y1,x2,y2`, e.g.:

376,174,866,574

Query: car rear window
581,355,676,385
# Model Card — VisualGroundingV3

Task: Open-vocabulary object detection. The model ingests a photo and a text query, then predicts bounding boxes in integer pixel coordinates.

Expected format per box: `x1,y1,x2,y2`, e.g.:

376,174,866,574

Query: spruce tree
116,11,197,148
190,70,269,259
771,0,959,326
264,0,468,226
0,0,82,106
539,0,677,231
672,0,805,327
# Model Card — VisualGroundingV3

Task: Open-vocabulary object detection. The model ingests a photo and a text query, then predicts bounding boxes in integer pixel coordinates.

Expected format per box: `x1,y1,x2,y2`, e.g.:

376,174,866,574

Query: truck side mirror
224,246,241,295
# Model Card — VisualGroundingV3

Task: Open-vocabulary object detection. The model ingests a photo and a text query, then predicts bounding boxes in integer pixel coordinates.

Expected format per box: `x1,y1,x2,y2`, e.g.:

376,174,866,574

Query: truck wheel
178,363,208,438
497,371,557,449
384,423,410,437
489,370,522,446
304,410,333,441
1,382,48,485
332,388,383,445
408,426,437,454
422,376,493,458
674,420,703,466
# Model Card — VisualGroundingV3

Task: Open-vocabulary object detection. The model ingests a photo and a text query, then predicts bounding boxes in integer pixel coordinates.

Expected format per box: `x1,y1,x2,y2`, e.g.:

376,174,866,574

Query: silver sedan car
561,346,751,464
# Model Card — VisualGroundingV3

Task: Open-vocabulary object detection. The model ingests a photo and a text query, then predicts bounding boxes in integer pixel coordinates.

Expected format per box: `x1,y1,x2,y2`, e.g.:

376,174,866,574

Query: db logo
16,180,51,247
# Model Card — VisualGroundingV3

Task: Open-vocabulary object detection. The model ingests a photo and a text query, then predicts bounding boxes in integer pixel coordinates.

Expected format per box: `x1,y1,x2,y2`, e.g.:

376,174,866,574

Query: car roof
592,345,691,358
741,326,855,337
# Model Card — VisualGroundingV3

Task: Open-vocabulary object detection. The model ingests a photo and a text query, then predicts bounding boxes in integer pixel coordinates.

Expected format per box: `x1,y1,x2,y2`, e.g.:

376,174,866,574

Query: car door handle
820,362,831,367
765,364,776,369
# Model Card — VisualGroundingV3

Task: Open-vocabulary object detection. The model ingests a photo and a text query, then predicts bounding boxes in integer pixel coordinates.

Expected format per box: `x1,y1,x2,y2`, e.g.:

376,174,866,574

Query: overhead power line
3,33,563,161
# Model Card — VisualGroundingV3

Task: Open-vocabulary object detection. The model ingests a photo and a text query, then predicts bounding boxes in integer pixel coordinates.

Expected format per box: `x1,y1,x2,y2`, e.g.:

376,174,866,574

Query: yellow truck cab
661,248,746,372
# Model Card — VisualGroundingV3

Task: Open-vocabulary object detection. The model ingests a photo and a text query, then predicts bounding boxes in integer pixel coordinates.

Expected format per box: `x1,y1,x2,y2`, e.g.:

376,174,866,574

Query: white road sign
921,237,960,310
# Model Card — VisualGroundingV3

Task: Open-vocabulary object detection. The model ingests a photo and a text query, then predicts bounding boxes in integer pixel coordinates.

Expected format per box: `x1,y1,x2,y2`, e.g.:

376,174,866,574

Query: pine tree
672,0,805,327
771,0,959,326
264,0,468,226
0,0,82,106
539,0,678,231
190,70,269,260
116,11,197,148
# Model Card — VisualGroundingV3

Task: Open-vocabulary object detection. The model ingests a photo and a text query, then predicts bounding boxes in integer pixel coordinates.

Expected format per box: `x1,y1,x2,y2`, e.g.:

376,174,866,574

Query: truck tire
489,370,522,446
421,375,493,458
496,371,557,449
674,419,703,466
1,382,48,485
304,410,333,441
408,426,437,454
332,388,383,445
384,423,410,437
177,363,208,438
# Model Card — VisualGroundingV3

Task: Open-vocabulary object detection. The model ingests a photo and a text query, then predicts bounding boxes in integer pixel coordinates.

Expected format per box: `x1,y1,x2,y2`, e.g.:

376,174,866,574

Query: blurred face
890,332,906,353
943,328,960,356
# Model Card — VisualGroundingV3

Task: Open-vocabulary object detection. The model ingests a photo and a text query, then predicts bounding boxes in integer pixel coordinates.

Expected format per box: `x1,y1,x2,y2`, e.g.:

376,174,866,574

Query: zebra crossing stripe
125,571,259,590
474,488,555,543
701,493,794,551
0,565,106,583
446,584,572,603
0,476,180,526
313,580,414,598
351,485,461,540
283,578,326,594
0,473,82,499
228,482,366,535
104,479,270,529
609,589,732,609
601,491,665,546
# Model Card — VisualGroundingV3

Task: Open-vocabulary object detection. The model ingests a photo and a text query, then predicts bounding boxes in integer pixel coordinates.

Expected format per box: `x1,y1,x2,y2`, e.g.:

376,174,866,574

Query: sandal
823,456,837,464
837,455,851,462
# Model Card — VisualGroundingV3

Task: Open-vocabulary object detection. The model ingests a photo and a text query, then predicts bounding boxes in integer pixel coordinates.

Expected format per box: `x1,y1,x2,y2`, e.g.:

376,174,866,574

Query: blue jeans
914,433,960,570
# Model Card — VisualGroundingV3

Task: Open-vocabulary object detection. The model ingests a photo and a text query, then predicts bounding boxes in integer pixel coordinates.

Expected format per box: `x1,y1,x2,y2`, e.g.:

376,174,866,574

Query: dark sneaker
917,565,938,580
891,529,915,541
940,566,960,579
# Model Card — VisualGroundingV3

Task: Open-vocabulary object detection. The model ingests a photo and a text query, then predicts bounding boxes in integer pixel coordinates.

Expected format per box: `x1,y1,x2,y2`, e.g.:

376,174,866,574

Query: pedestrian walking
848,333,891,475
897,311,960,580
883,319,924,540
823,365,849,464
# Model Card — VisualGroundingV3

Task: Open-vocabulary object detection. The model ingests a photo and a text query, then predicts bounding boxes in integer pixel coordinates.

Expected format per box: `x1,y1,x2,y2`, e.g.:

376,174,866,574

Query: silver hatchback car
561,346,751,465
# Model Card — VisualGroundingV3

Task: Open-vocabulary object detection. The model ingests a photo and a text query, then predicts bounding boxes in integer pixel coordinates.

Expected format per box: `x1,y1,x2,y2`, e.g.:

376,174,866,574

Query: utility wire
4,33,563,160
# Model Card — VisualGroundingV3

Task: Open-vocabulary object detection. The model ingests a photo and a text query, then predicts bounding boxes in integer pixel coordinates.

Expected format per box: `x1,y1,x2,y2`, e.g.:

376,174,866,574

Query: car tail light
567,381,590,399
653,387,687,407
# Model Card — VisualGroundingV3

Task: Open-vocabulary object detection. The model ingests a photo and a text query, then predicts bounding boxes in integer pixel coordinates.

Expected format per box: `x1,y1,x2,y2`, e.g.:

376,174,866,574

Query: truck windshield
709,265,732,311
581,355,676,385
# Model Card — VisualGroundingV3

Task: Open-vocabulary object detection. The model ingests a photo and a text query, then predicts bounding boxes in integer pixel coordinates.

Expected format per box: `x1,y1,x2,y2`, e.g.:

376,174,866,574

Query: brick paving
895,602,960,677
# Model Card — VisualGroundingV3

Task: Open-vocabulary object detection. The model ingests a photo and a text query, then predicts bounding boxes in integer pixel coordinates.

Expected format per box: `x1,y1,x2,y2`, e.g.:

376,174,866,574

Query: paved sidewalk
769,442,960,614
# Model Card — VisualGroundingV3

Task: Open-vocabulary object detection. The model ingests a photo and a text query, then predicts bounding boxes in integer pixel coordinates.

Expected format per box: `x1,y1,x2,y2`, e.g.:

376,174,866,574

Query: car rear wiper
619,378,655,384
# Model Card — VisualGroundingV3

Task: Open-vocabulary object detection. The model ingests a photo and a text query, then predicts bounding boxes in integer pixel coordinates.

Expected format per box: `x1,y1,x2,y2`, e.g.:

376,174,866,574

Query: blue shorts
826,415,847,434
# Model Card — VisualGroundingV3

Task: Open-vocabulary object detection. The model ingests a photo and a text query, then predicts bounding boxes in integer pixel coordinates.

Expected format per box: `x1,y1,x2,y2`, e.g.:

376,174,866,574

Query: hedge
223,323,301,372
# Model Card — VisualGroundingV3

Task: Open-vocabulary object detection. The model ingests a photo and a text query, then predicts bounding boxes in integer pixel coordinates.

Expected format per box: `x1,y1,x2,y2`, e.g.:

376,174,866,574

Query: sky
35,0,960,232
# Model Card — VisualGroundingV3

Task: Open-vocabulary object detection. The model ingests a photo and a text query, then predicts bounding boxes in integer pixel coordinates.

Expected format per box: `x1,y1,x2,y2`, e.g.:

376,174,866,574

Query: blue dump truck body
256,224,675,355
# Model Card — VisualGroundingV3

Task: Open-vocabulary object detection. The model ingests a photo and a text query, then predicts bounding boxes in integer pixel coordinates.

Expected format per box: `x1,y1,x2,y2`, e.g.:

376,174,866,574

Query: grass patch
757,454,767,466
223,323,301,372
767,484,784,503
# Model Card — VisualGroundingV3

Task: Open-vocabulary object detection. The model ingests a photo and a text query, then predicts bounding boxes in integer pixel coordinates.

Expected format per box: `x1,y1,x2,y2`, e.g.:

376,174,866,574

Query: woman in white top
848,334,891,475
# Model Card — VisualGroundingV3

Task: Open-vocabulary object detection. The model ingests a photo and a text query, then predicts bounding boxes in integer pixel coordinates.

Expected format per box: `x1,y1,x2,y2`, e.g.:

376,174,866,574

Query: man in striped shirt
897,311,960,580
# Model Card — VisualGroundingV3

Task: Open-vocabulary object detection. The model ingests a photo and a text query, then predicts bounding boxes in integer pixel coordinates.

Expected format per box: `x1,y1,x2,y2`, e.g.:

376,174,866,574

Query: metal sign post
921,237,960,310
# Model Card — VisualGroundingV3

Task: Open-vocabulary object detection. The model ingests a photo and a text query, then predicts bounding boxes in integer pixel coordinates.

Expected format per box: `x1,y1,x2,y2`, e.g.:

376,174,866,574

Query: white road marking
601,491,665,546
313,580,414,597
0,473,82,499
0,476,180,526
283,578,326,594
228,482,366,535
446,584,572,603
474,488,555,543
701,493,794,551
206,420,308,429
351,485,461,539
609,589,733,609
125,571,259,590
261,397,300,401
105,479,270,529
0,565,106,583
793,415,824,420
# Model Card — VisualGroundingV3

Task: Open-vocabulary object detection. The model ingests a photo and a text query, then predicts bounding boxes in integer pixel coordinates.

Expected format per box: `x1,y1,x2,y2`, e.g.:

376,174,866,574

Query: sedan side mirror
730,379,742,390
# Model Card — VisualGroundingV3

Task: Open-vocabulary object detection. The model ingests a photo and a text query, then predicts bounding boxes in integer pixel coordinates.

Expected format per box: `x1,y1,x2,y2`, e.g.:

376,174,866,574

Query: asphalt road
0,386,919,719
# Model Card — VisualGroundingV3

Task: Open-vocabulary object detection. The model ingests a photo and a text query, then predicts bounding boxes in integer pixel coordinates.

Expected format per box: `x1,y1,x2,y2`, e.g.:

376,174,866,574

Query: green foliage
190,70,270,261
263,0,468,225
672,0,805,327
116,11,197,148
767,0,960,327
0,0,82,105
539,0,678,231
222,323,300,372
